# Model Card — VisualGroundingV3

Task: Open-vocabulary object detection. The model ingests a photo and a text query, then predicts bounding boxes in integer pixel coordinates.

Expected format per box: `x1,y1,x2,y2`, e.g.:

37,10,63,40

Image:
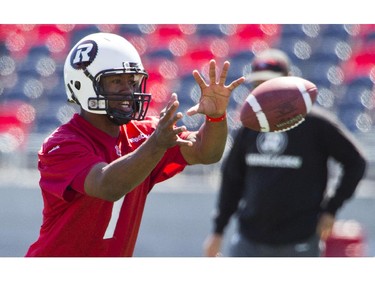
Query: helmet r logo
70,40,98,69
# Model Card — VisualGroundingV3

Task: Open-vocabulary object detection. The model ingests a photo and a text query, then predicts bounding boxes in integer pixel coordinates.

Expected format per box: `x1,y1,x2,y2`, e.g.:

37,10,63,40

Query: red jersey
25,114,189,257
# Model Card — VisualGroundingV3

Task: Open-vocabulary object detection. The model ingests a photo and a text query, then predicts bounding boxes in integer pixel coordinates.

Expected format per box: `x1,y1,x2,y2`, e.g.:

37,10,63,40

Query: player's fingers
175,138,193,147
192,70,208,89
218,61,230,85
165,112,183,129
186,104,199,116
227,76,246,90
161,99,179,120
209,59,217,84
160,93,178,117
159,107,185,132
169,92,178,103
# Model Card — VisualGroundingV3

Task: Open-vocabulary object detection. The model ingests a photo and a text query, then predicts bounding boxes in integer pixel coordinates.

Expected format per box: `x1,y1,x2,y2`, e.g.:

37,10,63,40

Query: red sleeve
38,140,103,201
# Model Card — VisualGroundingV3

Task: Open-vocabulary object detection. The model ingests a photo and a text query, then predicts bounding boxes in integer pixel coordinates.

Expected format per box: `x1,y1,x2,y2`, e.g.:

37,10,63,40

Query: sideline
1,168,374,198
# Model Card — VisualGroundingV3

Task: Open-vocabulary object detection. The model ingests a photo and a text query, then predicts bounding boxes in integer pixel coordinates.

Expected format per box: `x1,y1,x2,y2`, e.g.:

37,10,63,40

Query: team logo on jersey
256,132,288,155
114,145,121,157
129,133,150,143
70,40,98,70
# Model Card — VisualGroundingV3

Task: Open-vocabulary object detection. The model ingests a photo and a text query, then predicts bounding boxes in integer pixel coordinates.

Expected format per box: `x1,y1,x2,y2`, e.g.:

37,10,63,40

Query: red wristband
206,112,226,122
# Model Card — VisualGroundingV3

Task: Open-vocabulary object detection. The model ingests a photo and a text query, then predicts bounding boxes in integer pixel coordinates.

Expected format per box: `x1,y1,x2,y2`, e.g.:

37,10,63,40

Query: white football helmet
64,32,151,125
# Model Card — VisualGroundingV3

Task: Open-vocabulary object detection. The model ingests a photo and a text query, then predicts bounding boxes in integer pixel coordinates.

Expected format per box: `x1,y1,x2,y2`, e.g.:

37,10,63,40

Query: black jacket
213,106,367,244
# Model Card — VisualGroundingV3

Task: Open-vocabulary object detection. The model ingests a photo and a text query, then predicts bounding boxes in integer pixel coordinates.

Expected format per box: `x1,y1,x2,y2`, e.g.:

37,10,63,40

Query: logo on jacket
246,132,302,168
256,132,287,155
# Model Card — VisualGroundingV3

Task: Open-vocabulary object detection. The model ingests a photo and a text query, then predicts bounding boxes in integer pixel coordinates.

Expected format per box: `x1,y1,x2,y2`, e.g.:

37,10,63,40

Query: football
240,76,318,132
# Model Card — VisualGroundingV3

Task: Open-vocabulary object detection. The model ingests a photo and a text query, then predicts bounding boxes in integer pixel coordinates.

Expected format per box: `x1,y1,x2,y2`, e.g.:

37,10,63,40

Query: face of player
100,74,142,114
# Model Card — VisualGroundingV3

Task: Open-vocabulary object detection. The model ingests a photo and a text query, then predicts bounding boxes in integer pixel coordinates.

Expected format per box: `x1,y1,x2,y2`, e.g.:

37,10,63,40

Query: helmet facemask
91,69,151,125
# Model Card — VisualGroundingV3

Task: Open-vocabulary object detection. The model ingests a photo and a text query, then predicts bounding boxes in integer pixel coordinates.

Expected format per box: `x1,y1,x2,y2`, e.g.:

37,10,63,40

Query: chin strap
106,108,133,125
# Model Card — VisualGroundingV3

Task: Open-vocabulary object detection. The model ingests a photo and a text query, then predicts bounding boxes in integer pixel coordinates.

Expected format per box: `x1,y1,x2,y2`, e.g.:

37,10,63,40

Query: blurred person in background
203,48,367,257
25,32,245,257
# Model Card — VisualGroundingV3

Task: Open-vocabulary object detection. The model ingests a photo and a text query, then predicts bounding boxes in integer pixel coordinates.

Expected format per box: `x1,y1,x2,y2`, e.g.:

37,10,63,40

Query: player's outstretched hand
153,93,193,149
187,59,245,118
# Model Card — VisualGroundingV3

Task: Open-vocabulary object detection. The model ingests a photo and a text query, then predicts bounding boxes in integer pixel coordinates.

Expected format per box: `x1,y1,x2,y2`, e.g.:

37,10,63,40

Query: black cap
246,48,291,83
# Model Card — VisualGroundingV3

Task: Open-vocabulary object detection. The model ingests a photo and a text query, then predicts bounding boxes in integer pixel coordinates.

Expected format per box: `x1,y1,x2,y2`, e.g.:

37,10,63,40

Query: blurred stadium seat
320,24,351,41
119,24,143,37
281,24,308,39
1,24,375,168
195,24,224,38
69,25,101,47
0,100,35,153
